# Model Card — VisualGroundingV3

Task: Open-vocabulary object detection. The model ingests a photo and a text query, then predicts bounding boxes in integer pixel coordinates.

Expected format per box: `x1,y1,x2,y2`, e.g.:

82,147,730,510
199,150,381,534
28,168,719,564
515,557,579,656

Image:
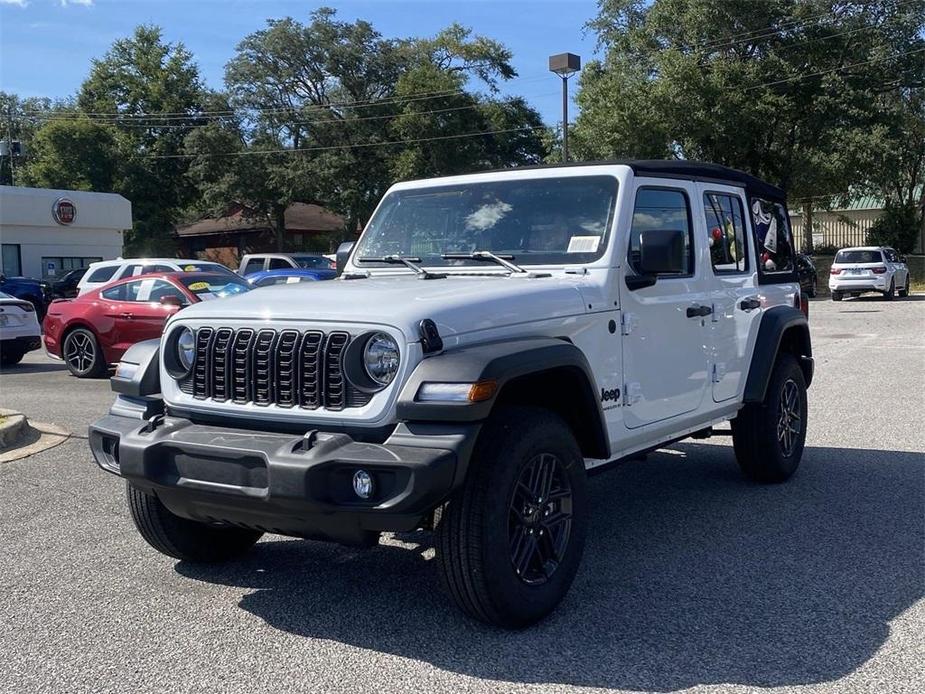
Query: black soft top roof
499,159,787,203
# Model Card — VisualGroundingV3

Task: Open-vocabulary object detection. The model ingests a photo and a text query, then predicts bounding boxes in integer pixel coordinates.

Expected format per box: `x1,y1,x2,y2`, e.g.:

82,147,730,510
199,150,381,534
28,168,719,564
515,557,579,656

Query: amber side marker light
416,380,498,403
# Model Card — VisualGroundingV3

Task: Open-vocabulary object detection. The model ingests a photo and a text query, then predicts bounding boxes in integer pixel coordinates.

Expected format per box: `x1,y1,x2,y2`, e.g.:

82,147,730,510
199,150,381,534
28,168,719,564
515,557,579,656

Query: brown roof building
175,203,348,267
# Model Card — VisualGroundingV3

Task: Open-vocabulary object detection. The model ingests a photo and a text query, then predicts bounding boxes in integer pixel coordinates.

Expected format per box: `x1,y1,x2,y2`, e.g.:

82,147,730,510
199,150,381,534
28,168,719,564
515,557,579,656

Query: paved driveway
1,296,923,693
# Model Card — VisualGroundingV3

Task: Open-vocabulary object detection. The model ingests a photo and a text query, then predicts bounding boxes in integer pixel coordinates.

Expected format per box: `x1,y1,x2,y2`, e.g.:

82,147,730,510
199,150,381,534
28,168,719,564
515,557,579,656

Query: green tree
19,118,123,191
0,92,64,185
78,25,212,254
574,0,925,251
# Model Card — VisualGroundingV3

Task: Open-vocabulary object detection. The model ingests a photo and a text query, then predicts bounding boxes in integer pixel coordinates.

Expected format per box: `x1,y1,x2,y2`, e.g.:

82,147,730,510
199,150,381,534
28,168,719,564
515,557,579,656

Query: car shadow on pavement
176,442,924,691
0,361,68,375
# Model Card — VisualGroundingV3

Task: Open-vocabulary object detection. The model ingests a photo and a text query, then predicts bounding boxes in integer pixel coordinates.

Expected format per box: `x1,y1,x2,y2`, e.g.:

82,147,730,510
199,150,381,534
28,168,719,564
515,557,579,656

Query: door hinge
624,382,643,406
621,312,638,335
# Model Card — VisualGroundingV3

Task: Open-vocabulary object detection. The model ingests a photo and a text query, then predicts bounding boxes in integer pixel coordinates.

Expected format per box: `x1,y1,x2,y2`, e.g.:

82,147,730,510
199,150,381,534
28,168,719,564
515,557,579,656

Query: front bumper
89,411,477,545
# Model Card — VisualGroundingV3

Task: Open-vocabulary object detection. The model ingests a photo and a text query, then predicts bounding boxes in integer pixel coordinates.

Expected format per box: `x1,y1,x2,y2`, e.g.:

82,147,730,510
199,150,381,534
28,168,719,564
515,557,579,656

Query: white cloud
0,0,30,8
60,0,94,6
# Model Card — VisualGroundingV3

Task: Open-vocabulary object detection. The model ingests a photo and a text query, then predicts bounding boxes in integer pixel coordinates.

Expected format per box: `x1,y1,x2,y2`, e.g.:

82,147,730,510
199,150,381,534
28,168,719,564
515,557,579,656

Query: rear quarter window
750,198,795,277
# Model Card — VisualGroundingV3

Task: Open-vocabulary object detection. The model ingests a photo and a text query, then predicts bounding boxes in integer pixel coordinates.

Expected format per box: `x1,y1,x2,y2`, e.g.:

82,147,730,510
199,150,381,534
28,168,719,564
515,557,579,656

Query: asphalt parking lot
1,296,923,694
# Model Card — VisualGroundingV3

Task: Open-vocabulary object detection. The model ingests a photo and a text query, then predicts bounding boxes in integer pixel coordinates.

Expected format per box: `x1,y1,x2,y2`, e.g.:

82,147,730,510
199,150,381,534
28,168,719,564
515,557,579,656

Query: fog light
353,470,373,499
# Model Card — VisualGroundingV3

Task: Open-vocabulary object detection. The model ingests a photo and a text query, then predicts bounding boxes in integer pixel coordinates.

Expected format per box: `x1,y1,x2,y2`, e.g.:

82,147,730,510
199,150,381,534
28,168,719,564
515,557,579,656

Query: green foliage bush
867,203,921,254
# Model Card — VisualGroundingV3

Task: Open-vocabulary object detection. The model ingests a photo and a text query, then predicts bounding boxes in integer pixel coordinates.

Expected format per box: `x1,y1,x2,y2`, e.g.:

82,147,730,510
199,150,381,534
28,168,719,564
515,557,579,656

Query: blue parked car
245,268,336,288
0,274,52,319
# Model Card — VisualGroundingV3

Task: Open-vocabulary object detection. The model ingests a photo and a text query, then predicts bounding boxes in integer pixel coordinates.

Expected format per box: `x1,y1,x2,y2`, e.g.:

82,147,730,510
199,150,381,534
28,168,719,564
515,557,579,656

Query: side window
750,198,795,275
87,265,118,283
242,259,263,275
629,187,694,276
101,280,146,301
884,249,897,263
703,192,748,273
268,258,291,270
100,283,126,301
149,264,175,273
118,263,142,279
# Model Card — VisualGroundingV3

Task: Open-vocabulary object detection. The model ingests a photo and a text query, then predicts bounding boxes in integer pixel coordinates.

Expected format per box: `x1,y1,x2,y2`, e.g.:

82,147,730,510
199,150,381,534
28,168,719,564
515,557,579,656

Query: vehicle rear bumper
1,335,42,352
88,412,478,545
829,278,887,292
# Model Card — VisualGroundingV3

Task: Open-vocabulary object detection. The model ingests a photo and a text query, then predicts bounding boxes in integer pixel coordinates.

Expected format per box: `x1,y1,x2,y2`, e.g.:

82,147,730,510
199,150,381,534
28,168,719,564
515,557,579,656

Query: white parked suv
89,161,813,628
0,291,42,366
77,258,235,296
829,246,911,300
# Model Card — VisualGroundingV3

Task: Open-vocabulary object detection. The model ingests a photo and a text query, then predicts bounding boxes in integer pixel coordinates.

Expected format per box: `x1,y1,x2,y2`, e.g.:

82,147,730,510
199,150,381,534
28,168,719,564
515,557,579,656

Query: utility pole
5,105,16,186
548,53,581,162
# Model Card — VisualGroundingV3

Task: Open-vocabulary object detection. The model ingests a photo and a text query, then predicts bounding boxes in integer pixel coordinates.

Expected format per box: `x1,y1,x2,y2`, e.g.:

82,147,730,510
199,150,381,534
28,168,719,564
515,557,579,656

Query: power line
145,124,551,159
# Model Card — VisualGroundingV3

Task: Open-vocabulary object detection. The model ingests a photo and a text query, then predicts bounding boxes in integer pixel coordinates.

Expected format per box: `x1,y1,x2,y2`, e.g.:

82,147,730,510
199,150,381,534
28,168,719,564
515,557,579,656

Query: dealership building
0,186,131,279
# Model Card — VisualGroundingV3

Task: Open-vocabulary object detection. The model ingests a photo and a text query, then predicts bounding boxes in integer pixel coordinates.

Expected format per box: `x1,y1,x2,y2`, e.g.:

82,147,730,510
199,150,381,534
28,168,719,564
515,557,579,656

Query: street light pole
548,53,581,162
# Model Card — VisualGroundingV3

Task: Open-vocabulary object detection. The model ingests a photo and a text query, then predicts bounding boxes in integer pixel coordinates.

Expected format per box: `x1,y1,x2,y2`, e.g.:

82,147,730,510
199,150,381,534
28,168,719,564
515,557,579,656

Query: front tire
127,484,263,562
732,354,808,483
63,327,107,378
434,407,588,628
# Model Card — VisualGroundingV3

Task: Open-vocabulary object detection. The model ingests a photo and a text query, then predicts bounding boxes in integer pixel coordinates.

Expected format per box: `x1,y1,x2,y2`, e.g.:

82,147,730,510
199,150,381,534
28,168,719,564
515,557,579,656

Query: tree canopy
574,0,925,249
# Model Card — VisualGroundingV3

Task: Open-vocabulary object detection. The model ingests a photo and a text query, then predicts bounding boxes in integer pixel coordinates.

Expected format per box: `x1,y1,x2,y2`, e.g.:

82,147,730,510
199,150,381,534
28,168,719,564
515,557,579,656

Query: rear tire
434,407,588,628
0,348,24,366
732,354,807,483
883,279,895,300
62,327,107,378
898,277,910,298
127,484,263,562
831,291,842,302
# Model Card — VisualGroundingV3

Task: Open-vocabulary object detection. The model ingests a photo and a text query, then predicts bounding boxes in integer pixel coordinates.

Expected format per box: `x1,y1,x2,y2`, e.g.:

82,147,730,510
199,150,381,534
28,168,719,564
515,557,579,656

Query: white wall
0,186,131,278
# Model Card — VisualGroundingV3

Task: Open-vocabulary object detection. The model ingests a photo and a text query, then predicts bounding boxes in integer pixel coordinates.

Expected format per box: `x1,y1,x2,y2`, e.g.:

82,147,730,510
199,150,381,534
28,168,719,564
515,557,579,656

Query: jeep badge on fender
89,160,812,629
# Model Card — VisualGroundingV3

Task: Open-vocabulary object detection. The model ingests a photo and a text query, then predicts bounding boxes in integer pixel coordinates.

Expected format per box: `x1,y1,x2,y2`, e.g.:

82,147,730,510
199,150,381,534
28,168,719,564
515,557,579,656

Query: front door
697,184,762,402
619,181,710,429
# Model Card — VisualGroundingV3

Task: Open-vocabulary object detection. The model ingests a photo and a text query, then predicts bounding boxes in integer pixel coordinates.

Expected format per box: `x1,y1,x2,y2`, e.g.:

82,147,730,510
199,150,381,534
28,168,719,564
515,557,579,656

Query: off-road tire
434,406,588,628
883,279,895,300
732,354,807,483
0,348,24,366
831,291,842,302
63,327,107,378
127,484,263,562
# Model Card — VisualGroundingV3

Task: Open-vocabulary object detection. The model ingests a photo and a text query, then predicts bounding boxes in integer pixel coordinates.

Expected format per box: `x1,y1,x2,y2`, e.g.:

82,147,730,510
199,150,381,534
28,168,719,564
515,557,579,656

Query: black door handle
686,305,713,318
739,298,761,310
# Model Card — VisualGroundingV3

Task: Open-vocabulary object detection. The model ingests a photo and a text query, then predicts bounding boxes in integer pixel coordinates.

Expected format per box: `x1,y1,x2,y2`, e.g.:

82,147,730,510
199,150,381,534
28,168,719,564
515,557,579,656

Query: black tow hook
143,414,165,434
301,430,320,451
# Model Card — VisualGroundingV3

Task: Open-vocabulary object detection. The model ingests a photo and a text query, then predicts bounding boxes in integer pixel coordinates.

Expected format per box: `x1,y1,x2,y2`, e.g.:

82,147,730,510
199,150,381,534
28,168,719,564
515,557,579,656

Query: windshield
180,275,251,300
835,250,883,264
292,255,334,269
355,176,618,267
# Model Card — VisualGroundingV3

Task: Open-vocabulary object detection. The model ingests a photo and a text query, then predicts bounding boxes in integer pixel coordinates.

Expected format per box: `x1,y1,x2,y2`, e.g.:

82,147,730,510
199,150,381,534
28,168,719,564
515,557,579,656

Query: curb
0,409,28,449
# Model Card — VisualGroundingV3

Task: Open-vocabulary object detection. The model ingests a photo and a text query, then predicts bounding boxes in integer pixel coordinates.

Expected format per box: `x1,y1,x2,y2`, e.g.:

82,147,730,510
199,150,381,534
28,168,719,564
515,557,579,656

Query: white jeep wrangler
90,161,812,628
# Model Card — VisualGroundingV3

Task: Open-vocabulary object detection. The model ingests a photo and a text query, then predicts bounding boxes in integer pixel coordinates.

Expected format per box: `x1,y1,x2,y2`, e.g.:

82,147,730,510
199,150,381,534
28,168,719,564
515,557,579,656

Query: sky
0,0,601,124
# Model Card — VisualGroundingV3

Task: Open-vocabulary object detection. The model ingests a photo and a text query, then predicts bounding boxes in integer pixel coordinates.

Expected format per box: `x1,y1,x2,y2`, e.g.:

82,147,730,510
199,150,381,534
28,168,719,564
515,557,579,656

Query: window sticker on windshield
187,281,209,291
286,276,301,284
183,264,197,271
567,236,600,253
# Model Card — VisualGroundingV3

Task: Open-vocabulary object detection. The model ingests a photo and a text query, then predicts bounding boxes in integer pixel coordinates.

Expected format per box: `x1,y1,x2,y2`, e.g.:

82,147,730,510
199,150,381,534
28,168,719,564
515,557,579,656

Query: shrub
813,243,839,256
867,202,920,254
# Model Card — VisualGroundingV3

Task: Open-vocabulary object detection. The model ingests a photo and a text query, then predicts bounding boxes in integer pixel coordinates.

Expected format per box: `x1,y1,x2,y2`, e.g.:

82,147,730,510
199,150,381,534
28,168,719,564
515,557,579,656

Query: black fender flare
396,337,610,459
743,306,813,403
110,338,161,397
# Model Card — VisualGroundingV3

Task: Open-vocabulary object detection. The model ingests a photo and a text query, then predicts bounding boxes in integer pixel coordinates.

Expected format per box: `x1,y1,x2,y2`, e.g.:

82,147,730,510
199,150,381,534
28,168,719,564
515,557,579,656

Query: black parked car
50,267,88,299
0,274,52,319
796,253,818,298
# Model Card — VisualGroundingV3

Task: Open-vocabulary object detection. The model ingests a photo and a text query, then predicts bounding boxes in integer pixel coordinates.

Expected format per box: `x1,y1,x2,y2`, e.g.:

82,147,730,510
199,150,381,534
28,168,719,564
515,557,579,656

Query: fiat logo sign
53,198,77,225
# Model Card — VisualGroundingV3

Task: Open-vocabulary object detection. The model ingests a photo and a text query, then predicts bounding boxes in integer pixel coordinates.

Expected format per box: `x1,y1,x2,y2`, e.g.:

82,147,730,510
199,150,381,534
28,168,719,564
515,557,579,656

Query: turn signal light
467,380,498,402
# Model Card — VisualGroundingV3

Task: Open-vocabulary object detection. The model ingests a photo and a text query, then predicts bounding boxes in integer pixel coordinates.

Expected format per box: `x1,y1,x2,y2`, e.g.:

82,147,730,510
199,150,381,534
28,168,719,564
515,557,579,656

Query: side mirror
160,295,184,308
627,228,686,290
336,241,355,276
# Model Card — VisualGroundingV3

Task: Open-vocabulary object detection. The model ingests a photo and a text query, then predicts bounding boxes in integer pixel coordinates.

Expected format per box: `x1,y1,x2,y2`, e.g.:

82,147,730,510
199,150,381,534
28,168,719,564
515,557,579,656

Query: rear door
697,184,762,402
619,181,710,428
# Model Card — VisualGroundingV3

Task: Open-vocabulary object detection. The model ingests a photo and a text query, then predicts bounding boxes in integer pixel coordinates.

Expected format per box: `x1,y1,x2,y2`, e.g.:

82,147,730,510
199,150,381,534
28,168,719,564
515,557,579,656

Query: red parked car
43,272,250,378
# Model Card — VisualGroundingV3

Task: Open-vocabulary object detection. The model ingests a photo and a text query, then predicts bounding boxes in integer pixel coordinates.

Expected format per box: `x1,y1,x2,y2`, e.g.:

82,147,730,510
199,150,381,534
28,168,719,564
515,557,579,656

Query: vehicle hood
174,273,589,339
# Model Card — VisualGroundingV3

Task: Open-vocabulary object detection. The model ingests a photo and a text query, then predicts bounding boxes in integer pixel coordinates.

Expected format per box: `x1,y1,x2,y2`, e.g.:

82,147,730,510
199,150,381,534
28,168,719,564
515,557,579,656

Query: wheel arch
743,306,813,403
396,337,610,460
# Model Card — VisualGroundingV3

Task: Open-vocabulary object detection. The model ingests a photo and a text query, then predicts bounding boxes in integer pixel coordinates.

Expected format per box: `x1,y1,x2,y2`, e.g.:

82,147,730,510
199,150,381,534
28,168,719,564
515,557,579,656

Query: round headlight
363,332,400,386
177,327,195,371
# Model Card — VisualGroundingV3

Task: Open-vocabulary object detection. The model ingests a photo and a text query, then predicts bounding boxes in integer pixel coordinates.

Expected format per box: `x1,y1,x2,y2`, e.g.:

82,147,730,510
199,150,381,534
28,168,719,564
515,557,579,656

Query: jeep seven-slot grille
183,328,372,410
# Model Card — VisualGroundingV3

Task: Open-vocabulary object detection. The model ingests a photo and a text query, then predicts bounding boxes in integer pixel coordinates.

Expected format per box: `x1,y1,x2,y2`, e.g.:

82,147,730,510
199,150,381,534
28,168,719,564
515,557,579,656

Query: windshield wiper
441,251,526,274
357,255,445,280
